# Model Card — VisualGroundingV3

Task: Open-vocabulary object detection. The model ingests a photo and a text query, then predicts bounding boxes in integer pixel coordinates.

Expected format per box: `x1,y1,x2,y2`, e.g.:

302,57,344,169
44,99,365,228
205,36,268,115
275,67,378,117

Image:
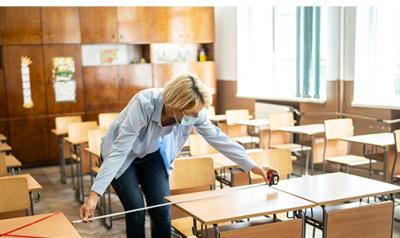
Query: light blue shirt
91,88,256,196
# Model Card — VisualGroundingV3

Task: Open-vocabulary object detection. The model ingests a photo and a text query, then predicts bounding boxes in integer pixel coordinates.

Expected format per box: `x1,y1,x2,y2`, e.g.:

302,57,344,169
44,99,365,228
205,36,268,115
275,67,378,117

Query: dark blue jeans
110,150,171,238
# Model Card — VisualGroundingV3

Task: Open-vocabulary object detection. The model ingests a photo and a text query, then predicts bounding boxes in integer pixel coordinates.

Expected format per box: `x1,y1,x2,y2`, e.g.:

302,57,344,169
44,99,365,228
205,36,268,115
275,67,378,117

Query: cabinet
150,7,214,43
79,7,118,43
41,7,81,44
117,7,151,44
118,64,153,101
1,7,42,45
0,70,7,118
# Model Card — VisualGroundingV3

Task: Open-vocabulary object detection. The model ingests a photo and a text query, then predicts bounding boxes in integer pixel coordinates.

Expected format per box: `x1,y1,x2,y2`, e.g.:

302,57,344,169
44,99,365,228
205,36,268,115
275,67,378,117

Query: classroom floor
24,163,400,238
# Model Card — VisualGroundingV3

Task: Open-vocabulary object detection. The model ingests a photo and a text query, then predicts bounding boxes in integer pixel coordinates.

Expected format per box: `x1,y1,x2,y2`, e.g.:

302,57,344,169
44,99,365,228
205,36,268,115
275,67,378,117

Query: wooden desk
166,185,314,237
0,143,12,153
233,119,269,128
340,132,395,181
209,114,227,123
0,212,81,237
5,155,21,174
2,174,43,215
275,172,400,238
278,124,325,175
0,134,6,143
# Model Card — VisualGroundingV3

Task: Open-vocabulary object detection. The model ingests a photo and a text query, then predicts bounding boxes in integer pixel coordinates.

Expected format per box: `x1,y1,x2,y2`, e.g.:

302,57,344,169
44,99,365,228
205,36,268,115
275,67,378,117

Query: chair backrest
0,176,30,218
249,149,292,180
0,153,7,177
98,113,119,129
67,121,98,140
225,109,250,137
268,112,295,131
55,116,82,134
324,118,354,140
323,118,353,157
189,134,218,156
395,130,400,153
88,128,108,153
170,157,215,192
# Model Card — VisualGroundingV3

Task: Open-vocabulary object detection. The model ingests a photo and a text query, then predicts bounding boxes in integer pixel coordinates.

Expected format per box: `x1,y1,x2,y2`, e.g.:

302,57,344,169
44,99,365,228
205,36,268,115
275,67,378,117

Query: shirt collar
151,91,164,127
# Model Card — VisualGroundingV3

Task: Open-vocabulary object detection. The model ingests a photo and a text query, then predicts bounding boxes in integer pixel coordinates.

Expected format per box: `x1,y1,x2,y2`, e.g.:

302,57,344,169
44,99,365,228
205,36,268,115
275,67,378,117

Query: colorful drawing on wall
52,57,77,103
21,56,34,109
100,48,118,64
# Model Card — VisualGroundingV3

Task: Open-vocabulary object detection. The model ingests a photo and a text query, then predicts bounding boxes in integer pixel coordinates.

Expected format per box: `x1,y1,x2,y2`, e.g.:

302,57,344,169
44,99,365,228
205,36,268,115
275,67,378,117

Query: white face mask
174,110,198,126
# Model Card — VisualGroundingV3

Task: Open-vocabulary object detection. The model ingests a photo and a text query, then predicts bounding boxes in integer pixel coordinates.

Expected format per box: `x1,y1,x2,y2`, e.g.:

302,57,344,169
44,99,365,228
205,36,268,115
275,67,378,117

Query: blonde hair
163,74,212,110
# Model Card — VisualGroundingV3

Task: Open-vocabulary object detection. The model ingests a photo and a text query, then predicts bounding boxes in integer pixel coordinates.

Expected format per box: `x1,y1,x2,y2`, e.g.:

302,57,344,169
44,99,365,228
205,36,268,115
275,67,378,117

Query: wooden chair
249,149,293,183
169,157,215,237
225,109,259,148
55,116,82,134
323,118,372,173
391,130,400,181
0,153,8,177
98,113,119,129
0,176,30,219
189,134,218,156
66,121,98,203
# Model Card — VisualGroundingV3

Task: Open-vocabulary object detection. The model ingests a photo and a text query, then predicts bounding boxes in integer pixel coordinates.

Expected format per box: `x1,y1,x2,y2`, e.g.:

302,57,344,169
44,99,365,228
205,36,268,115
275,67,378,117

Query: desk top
50,129,68,136
84,148,100,157
5,155,22,168
4,174,43,192
0,134,7,142
165,185,314,225
340,132,395,147
209,114,227,122
275,172,400,205
233,119,270,128
278,124,325,136
64,137,88,145
0,212,81,237
0,143,12,152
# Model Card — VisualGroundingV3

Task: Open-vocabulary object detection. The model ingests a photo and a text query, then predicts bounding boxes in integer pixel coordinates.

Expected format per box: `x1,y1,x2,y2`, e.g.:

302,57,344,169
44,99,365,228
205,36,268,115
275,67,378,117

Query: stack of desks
167,172,400,238
0,212,81,237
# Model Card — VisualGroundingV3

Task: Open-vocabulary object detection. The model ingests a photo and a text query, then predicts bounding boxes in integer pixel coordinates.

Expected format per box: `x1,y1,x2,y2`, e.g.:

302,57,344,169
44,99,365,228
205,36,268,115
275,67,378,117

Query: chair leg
346,165,350,174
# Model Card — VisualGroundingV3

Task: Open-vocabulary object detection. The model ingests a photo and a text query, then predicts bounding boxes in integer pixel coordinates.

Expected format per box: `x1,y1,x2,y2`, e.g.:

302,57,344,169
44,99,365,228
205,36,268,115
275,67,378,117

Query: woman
80,74,275,238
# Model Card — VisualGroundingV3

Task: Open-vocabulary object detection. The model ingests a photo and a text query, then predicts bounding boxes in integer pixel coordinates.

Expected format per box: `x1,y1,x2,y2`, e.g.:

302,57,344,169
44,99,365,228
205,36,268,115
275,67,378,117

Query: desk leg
384,147,388,181
57,136,66,184
213,224,219,238
70,143,76,189
310,135,314,175
298,210,305,238
78,145,85,203
321,205,327,238
390,194,395,238
29,192,34,215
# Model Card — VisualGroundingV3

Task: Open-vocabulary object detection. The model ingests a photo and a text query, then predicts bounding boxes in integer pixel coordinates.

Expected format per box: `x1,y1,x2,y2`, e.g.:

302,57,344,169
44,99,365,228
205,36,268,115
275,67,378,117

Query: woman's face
173,104,204,123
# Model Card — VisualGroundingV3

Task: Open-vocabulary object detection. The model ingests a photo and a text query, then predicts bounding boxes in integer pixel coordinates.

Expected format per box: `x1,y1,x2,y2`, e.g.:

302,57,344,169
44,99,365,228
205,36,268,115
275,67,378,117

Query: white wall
215,7,237,81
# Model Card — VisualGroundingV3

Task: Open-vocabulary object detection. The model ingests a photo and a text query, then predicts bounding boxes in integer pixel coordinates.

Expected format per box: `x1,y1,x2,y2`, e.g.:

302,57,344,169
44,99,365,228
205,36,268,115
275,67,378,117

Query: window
353,7,400,109
236,6,327,102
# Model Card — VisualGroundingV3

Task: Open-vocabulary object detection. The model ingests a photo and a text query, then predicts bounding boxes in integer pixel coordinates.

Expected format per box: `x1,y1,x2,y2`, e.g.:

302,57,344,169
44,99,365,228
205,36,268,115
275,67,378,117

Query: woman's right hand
79,191,100,222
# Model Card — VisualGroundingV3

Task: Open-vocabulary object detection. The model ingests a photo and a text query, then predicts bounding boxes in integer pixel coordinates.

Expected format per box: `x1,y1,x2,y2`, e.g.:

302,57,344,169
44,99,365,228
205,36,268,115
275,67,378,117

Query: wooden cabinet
82,66,120,112
79,7,118,43
3,46,47,117
41,7,81,44
118,64,153,101
153,61,216,93
117,7,151,44
150,7,214,43
8,117,51,165
1,7,42,45
43,45,84,114
0,70,8,118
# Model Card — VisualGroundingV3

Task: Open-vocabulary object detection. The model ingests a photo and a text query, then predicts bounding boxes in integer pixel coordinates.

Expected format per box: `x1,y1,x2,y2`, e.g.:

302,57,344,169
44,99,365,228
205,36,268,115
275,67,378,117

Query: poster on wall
21,56,34,108
52,57,77,103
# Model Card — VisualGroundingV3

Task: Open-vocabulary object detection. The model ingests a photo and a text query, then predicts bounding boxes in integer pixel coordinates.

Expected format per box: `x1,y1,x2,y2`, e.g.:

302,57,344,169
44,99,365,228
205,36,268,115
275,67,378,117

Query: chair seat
233,136,260,145
307,202,369,223
91,166,100,174
172,217,233,238
326,155,374,166
271,143,311,152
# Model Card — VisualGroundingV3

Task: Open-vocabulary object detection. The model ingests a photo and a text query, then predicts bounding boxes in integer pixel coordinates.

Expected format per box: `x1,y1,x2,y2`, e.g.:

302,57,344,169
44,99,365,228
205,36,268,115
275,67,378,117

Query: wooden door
3,46,47,117
42,45,84,114
79,7,118,43
41,7,81,44
117,7,151,44
183,7,214,43
1,7,42,45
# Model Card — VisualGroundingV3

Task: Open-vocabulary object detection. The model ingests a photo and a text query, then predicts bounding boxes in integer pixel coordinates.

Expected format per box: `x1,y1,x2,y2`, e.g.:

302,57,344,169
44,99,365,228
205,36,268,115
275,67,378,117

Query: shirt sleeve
91,97,148,196
194,111,256,172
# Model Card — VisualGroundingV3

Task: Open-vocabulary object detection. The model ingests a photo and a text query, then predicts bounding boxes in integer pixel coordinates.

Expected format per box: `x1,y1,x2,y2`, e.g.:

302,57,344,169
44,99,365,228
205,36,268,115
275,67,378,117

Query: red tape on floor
0,211,60,238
